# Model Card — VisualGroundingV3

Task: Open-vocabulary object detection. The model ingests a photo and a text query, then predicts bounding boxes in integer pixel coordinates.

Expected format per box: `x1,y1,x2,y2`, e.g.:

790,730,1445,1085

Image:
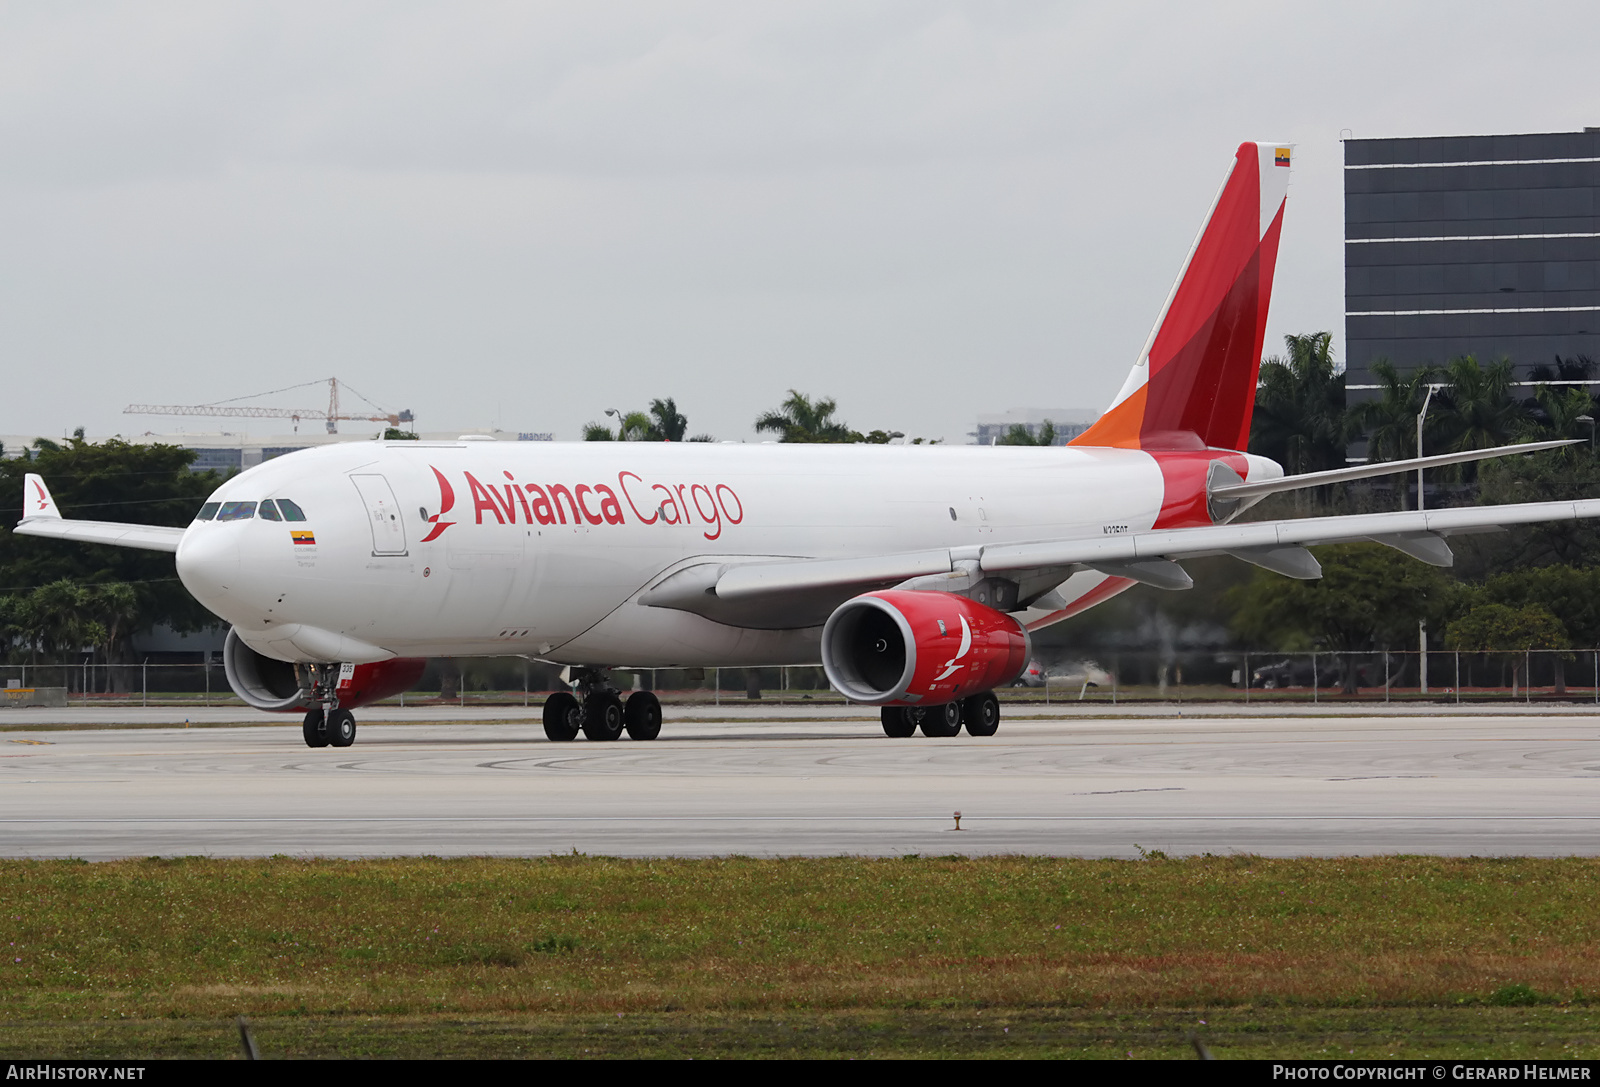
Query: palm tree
1432,355,1530,453
996,420,1058,446
1352,360,1438,465
1527,354,1596,385
583,410,653,441
586,398,711,442
1531,384,1596,443
1249,331,1353,476
754,391,856,443
646,398,689,442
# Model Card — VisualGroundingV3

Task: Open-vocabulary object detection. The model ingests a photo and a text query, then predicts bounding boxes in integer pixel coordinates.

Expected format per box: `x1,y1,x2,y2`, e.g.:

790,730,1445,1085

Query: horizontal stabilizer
980,498,1600,571
14,473,186,553
12,517,184,553
1210,440,1576,501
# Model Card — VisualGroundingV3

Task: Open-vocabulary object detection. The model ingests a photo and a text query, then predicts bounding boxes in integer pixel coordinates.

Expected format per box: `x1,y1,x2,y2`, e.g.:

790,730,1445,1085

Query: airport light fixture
1416,384,1442,511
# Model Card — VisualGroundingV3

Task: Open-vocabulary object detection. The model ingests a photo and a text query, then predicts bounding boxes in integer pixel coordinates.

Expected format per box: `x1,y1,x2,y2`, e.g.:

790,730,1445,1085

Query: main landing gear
543,668,662,743
301,664,357,749
881,691,1001,739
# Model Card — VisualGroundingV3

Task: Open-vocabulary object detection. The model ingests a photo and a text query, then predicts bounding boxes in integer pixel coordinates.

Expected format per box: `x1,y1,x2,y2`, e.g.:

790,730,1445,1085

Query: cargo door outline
351,474,408,556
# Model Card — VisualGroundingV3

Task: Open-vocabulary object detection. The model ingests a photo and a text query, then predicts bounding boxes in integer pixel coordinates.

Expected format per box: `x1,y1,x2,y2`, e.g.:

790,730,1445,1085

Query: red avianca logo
420,467,457,543
421,466,745,542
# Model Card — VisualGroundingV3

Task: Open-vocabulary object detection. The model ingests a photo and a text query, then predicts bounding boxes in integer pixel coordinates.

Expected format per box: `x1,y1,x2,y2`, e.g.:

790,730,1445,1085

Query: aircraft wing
710,498,1600,603
11,473,185,553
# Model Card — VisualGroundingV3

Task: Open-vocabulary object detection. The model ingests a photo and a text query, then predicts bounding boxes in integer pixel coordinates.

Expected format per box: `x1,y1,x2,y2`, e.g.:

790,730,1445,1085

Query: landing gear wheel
881,707,916,738
624,691,663,741
961,691,1001,737
327,708,356,748
302,707,328,748
542,692,581,742
582,692,625,741
919,702,963,738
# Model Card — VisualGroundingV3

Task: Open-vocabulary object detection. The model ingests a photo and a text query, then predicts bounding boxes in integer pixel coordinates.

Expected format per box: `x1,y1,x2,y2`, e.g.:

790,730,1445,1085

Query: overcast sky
2,1,1597,445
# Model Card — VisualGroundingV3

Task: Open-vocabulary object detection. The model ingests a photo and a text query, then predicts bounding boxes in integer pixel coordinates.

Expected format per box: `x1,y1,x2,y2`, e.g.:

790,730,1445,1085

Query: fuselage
174,439,1280,668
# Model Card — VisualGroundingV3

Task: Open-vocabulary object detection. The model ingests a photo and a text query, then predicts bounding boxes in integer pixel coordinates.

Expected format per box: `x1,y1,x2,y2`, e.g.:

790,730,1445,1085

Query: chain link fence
4,651,1600,707
1020,648,1600,705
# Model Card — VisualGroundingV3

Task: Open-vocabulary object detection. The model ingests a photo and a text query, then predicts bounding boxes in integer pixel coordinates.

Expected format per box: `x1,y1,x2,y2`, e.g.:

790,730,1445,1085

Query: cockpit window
196,502,221,521
276,499,307,522
258,499,283,522
216,501,257,522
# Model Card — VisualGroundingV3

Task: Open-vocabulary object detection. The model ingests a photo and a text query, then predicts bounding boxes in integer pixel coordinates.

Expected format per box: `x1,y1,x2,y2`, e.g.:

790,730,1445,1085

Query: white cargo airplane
15,143,1597,747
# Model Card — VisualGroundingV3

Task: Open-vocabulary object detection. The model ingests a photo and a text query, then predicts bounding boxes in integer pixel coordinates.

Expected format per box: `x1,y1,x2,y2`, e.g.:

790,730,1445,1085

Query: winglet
21,474,60,521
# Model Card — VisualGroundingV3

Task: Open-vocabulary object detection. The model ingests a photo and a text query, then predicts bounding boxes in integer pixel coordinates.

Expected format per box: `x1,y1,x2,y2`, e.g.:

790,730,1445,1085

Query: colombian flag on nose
291,530,316,545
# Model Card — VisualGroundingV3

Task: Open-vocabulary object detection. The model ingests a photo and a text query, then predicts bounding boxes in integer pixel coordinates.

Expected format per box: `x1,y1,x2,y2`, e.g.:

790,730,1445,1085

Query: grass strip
3,856,1599,1057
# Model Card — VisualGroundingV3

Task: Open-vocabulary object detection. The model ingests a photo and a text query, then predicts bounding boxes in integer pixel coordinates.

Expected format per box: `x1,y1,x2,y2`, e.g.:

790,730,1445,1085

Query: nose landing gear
300,664,357,749
543,668,662,742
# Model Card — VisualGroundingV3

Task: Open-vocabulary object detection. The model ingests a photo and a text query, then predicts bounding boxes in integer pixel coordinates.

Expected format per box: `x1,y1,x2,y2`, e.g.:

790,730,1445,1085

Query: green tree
1466,450,1600,570
1353,360,1438,466
381,427,419,440
0,437,225,667
1476,565,1600,692
1250,331,1353,478
585,398,712,442
1227,543,1455,693
646,398,688,441
1445,602,1566,693
1527,384,1596,444
583,411,653,442
996,420,1058,447
754,391,859,443
1433,355,1531,456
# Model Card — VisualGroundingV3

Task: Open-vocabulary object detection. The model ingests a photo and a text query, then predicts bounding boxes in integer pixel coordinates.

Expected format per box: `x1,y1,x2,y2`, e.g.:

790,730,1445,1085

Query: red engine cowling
820,590,1030,706
223,627,425,712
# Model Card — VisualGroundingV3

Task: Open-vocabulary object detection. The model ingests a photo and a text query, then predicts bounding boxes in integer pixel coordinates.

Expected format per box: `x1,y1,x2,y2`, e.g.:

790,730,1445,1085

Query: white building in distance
969,409,1098,446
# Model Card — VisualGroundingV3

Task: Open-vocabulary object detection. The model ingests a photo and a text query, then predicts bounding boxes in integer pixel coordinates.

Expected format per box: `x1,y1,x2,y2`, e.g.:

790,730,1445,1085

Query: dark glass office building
1344,128,1600,399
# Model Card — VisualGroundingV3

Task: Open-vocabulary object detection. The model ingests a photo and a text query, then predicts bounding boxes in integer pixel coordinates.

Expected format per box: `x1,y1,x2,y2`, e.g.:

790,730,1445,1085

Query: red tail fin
1072,142,1290,452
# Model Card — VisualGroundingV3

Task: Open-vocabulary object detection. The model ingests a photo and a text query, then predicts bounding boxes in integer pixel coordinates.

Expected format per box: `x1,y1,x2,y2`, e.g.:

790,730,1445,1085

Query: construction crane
126,377,414,435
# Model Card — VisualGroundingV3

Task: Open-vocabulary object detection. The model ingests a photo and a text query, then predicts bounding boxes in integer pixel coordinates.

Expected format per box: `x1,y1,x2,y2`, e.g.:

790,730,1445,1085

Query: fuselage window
258,500,283,522
216,501,257,522
196,502,221,521
276,499,308,522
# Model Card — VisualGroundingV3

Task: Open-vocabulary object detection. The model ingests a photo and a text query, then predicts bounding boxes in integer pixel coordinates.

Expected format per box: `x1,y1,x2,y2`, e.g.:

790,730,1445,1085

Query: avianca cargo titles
430,468,747,540
17,142,1598,747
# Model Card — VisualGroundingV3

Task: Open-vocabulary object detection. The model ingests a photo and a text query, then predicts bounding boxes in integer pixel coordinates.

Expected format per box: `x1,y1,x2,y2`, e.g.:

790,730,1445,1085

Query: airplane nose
176,526,243,618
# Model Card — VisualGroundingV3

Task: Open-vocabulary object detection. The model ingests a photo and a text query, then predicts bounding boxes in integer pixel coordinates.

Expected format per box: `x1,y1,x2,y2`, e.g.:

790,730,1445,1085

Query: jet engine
820,590,1030,706
222,627,426,712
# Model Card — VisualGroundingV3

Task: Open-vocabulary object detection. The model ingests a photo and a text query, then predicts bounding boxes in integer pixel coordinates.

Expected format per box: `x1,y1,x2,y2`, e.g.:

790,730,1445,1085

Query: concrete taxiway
1,707,1597,859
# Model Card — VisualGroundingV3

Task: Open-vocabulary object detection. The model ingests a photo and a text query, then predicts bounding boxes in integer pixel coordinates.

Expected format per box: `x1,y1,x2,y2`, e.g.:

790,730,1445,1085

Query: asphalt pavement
1,706,1597,858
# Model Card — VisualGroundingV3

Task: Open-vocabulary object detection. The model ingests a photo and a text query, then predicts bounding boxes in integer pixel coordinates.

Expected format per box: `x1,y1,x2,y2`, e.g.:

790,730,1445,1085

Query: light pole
1415,383,1445,692
1578,414,1595,452
1416,384,1439,511
604,407,625,440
